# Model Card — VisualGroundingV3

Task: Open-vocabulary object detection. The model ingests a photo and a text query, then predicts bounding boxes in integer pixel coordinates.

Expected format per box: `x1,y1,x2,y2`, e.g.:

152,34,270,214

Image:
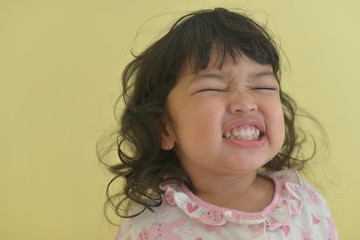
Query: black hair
97,8,321,222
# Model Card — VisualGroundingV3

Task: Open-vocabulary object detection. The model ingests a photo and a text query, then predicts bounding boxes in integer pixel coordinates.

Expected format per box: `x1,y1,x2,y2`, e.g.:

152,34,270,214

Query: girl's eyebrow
248,71,276,80
189,70,275,83
190,73,226,82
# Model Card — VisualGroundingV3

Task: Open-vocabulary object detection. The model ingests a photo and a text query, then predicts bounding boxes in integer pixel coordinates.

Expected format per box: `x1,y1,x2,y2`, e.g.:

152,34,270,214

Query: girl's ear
158,117,175,150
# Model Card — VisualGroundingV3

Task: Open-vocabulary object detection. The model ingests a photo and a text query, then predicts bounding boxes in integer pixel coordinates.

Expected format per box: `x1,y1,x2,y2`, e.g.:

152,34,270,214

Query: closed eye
252,87,278,91
196,88,224,93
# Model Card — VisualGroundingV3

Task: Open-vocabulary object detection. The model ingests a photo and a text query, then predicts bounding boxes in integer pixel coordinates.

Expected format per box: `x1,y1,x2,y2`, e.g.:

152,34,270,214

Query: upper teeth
224,126,260,140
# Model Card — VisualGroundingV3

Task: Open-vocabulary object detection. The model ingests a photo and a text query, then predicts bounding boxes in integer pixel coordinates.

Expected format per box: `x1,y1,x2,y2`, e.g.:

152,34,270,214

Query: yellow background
1,0,359,239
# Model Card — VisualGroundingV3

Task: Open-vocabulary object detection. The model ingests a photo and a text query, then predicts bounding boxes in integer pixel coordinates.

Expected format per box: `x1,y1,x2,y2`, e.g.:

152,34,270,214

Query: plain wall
1,0,359,239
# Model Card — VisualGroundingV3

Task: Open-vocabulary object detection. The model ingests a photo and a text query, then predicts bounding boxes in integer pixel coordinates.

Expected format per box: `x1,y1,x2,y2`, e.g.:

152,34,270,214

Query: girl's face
162,51,285,178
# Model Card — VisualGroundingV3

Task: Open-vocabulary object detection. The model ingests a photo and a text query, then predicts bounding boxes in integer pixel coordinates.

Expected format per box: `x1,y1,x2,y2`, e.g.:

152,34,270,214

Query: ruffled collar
160,169,303,230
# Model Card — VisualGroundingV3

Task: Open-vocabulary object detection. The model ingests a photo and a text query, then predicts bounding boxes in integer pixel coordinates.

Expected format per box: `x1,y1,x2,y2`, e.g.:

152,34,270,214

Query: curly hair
97,8,322,222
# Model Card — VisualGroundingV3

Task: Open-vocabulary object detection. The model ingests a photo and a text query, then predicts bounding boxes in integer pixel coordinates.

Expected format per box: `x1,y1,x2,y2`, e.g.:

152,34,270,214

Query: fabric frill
159,170,303,231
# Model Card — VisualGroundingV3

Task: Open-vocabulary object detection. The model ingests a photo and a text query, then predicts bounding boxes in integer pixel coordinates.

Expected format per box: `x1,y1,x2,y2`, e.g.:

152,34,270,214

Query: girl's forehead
181,50,272,78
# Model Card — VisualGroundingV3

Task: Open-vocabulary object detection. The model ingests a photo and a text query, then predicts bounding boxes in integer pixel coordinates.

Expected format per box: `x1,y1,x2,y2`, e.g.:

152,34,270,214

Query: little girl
99,8,337,239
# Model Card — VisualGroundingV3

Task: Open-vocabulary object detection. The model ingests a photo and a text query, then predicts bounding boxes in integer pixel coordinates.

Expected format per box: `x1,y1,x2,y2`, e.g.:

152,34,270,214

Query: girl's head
100,8,308,218
162,50,285,180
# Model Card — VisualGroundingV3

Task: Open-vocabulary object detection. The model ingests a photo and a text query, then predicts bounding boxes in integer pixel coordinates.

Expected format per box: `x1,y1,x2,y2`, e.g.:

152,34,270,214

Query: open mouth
223,125,264,141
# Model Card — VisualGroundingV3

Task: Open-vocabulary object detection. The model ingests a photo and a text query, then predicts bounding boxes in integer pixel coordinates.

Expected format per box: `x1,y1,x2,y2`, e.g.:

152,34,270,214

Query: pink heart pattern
187,203,199,213
312,213,320,225
280,225,290,237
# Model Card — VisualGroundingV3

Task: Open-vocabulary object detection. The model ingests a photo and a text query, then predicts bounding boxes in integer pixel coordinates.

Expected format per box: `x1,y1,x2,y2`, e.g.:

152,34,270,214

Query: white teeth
239,128,246,137
246,128,252,136
225,132,232,138
224,126,261,140
232,129,239,136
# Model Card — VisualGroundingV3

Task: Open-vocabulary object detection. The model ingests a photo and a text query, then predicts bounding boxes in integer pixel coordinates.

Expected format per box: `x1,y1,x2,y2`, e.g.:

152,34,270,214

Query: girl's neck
190,172,275,212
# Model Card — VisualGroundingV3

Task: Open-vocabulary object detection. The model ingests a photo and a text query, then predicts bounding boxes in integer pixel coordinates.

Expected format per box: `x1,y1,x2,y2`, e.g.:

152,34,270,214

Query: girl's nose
228,93,257,114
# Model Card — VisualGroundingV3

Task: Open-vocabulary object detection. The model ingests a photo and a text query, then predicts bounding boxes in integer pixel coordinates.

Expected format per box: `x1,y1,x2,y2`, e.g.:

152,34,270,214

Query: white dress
115,169,337,239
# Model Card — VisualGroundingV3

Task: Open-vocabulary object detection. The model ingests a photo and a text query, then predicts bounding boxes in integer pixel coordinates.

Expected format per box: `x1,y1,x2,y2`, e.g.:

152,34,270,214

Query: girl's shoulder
262,169,337,238
262,169,329,208
262,169,333,217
